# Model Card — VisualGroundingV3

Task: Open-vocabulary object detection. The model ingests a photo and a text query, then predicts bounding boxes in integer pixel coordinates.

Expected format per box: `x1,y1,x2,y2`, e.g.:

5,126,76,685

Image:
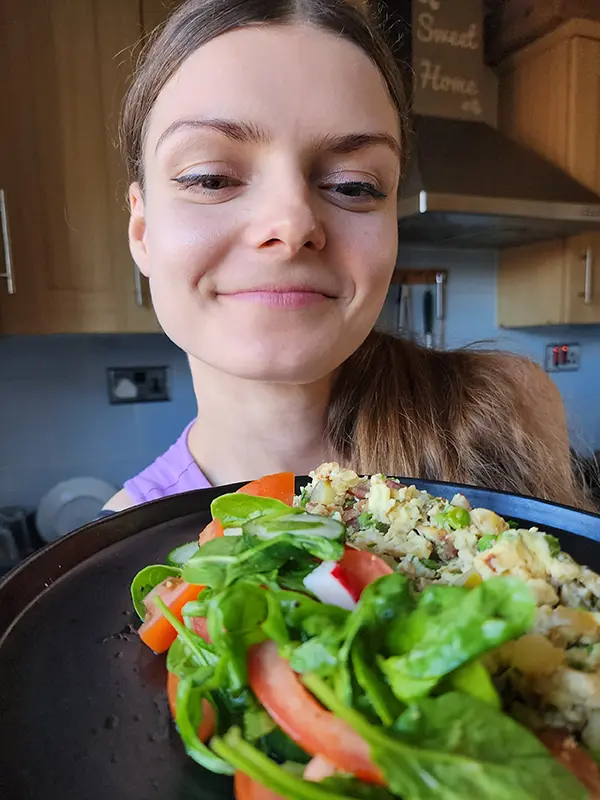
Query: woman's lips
221,290,330,309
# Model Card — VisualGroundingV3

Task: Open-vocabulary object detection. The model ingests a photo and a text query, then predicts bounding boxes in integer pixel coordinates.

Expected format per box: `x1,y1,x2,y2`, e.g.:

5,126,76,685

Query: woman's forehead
144,23,400,155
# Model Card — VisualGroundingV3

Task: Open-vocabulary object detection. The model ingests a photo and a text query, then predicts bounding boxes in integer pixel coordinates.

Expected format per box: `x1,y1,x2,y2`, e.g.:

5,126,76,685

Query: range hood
390,0,600,248
397,115,600,248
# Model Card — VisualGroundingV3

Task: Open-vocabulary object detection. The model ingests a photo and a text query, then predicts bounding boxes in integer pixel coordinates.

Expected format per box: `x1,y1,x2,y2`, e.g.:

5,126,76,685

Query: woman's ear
128,182,150,277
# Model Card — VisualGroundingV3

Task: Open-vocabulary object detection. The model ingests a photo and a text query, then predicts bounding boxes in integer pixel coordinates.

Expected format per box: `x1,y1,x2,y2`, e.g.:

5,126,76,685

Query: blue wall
1,245,599,510
0,333,196,508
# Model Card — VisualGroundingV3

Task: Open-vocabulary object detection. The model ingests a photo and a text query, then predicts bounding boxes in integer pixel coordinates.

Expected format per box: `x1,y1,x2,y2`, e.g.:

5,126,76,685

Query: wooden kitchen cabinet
0,0,165,334
497,19,600,327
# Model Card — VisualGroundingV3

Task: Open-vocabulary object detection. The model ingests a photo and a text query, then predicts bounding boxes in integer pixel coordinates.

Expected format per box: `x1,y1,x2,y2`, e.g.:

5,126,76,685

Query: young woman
104,0,584,512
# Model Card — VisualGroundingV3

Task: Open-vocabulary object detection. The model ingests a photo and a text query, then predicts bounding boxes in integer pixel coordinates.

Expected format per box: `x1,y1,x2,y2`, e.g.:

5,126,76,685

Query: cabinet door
0,0,149,334
565,36,600,194
564,233,600,323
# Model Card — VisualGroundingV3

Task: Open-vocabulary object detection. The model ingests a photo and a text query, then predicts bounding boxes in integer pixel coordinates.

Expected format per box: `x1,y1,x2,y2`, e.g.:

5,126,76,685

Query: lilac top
124,421,212,505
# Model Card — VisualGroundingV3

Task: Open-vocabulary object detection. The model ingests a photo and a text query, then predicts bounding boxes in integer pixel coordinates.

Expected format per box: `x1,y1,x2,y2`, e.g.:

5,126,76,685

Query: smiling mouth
219,287,335,309
222,290,331,309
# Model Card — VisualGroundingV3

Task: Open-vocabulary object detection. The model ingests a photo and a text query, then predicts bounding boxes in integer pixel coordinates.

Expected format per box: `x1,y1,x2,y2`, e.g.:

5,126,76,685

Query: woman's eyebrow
154,118,269,152
155,118,400,159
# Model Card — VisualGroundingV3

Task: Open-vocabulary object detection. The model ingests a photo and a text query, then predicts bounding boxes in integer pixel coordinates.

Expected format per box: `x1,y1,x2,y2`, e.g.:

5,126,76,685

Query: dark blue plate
1,477,599,799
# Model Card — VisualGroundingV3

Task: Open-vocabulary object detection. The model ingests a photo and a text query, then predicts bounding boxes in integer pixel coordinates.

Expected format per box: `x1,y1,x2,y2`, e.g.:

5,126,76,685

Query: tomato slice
166,671,215,742
248,641,384,784
234,771,284,799
237,472,295,506
199,518,224,546
138,578,204,654
339,546,393,596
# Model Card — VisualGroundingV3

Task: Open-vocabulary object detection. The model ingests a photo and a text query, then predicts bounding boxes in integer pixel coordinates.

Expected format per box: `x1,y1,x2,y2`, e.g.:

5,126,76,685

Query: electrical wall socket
107,367,170,404
544,343,581,373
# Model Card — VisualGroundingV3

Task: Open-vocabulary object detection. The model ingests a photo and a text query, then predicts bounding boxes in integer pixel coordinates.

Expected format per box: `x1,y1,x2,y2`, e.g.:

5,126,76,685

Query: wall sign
411,0,491,121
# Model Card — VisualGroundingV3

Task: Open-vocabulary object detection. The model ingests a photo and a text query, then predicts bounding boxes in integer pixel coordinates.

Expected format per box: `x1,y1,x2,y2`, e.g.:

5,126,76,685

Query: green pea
446,506,471,530
478,535,497,552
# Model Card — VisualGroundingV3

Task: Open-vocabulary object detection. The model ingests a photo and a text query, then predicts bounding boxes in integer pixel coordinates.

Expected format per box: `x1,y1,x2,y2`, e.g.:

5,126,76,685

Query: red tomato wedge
199,518,224,546
138,578,204,654
339,546,393,596
234,771,284,800
248,641,384,784
166,671,216,742
237,472,295,506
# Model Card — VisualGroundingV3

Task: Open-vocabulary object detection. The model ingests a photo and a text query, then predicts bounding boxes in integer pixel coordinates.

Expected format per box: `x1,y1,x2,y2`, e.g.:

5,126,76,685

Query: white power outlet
544,343,581,373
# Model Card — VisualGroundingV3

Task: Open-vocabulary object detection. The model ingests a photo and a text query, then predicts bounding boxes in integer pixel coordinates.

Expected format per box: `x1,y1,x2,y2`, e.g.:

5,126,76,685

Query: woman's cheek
342,212,397,294
146,201,234,286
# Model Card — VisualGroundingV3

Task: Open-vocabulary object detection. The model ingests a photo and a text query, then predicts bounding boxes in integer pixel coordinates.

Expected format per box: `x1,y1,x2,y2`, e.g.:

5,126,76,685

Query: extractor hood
397,115,600,248
388,0,600,248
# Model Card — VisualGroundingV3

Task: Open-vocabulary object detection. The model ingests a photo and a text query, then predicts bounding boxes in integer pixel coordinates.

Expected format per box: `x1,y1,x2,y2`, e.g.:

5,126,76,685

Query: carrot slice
199,518,225,546
138,579,204,654
234,771,285,799
166,671,215,742
237,472,295,506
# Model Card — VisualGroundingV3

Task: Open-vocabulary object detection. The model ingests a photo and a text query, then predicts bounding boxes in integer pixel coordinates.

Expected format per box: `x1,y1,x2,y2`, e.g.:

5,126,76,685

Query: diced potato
500,634,565,676
310,479,336,505
583,711,600,752
470,508,508,536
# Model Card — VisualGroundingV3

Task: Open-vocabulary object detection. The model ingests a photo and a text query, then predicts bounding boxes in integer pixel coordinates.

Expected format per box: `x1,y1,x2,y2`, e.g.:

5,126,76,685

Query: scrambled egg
297,462,600,752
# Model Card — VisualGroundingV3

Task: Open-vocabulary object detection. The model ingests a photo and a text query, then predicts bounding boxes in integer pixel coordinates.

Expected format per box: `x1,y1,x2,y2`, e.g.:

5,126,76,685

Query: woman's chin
198,336,347,385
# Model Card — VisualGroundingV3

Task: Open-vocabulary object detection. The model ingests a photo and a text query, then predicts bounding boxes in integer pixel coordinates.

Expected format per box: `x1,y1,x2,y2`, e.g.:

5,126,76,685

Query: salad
131,467,600,799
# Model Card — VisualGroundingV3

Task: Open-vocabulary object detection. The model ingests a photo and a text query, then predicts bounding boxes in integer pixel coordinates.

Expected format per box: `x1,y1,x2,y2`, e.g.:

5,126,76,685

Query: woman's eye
325,181,387,200
172,174,241,192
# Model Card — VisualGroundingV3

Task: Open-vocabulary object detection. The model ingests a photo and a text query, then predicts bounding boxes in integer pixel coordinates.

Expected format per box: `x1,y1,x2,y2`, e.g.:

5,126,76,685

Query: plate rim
2,474,600,639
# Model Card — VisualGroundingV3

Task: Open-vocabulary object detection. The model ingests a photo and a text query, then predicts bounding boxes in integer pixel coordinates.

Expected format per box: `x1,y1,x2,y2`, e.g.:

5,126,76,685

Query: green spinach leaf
304,676,586,800
182,533,344,590
212,726,386,799
210,493,293,527
175,673,233,775
382,577,535,701
130,564,181,620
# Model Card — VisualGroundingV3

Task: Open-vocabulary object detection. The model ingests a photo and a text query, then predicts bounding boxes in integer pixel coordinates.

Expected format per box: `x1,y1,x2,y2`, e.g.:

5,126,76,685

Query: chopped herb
507,520,520,530
358,512,390,534
545,534,561,558
298,486,310,508
420,558,440,570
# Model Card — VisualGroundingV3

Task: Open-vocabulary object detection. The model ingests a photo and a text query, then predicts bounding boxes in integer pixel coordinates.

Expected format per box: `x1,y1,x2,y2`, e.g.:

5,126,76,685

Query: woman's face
130,23,401,383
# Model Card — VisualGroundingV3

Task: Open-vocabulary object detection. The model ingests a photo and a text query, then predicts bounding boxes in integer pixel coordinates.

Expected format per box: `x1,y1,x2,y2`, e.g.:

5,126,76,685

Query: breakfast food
131,465,600,798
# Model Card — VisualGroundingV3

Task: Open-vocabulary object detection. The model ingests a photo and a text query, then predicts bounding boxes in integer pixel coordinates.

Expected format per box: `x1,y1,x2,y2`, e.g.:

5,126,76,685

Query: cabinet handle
584,246,593,306
133,263,143,307
0,189,16,295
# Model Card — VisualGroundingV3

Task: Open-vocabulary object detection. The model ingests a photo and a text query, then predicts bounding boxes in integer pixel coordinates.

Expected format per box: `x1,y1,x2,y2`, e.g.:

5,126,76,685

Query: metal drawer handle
0,189,16,295
133,263,143,307
584,246,593,306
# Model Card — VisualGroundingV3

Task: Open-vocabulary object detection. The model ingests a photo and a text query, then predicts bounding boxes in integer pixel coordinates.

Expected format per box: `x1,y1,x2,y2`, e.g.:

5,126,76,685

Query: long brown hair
120,0,590,510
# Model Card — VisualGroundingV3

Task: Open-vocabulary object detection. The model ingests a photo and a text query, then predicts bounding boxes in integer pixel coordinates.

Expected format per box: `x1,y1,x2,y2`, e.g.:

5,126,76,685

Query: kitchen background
2,0,600,565
2,245,599,509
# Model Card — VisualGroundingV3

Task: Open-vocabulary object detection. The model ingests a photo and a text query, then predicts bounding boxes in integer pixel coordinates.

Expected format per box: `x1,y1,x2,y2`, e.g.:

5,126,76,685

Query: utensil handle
423,289,434,347
435,272,445,320
584,246,593,306
133,263,143,307
0,189,16,295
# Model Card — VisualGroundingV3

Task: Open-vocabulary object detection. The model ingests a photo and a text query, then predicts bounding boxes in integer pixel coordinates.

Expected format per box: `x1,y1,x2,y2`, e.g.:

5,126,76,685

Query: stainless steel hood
387,0,600,248
397,115,600,249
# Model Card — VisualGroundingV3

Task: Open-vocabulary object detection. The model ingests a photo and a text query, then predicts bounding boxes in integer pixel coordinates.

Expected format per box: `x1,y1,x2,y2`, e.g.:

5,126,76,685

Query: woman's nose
244,177,326,257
